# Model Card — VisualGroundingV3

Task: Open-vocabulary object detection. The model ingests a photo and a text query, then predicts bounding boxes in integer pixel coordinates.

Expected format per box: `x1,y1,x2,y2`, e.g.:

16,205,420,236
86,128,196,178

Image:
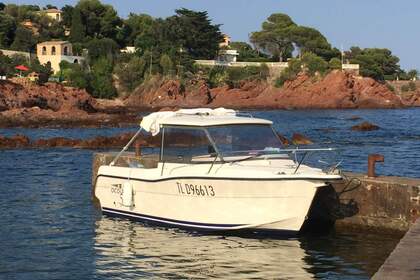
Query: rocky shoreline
1,71,419,128
0,80,139,128
0,124,382,150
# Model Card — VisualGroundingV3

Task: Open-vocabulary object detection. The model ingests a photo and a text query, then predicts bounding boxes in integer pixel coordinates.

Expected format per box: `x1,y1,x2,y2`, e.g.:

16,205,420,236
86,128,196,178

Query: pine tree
10,26,35,52
70,8,85,43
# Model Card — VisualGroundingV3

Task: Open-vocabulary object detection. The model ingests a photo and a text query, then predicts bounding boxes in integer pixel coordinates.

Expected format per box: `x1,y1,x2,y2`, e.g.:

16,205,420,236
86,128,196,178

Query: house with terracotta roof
219,34,231,48
20,20,39,35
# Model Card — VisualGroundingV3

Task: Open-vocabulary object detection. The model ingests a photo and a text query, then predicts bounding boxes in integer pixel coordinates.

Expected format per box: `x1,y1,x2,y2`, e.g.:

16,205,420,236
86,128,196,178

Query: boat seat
138,154,159,169
113,153,159,169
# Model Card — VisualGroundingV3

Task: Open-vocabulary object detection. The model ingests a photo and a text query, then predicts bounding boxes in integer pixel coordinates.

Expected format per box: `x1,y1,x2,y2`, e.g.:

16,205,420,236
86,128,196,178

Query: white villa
217,49,239,63
41,8,62,22
121,46,136,54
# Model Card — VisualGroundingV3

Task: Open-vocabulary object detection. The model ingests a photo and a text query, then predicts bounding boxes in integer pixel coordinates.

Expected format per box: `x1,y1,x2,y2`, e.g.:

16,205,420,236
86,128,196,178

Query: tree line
0,1,417,98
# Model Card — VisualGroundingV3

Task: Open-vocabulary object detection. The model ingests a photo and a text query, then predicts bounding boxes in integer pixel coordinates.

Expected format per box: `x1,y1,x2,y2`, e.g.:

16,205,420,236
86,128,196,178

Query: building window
56,14,60,21
63,46,68,56
42,46,47,55
51,46,56,55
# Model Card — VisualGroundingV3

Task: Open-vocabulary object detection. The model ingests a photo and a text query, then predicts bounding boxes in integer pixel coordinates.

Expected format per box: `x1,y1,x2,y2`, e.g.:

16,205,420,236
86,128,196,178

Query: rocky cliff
1,71,419,127
125,71,415,110
0,80,137,127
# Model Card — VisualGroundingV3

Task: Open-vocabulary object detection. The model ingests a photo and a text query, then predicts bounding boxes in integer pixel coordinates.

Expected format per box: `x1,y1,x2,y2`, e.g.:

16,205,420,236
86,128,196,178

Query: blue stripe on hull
101,207,300,236
102,207,245,230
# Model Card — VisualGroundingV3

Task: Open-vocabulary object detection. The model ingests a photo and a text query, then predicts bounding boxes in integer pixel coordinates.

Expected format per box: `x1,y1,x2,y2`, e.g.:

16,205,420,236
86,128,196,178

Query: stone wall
331,172,420,234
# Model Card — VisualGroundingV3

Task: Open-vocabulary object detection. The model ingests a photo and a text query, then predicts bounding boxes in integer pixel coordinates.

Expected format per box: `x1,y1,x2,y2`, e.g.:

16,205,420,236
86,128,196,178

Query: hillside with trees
0,0,418,101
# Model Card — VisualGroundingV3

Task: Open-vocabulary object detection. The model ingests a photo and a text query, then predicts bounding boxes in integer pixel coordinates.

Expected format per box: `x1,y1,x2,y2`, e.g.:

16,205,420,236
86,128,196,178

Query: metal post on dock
368,154,384,177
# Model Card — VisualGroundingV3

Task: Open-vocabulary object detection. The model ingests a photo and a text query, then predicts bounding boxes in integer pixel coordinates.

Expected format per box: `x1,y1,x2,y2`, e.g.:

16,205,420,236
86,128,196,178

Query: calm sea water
1,108,419,279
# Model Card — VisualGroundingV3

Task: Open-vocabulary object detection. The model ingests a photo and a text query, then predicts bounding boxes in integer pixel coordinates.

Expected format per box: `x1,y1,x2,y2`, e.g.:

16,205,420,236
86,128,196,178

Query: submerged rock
0,131,165,150
351,121,380,131
291,133,313,145
347,116,362,121
277,133,290,146
0,134,30,148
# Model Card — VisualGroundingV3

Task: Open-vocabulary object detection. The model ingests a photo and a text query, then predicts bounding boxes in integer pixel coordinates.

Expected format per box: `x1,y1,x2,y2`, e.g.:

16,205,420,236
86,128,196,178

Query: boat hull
95,174,325,233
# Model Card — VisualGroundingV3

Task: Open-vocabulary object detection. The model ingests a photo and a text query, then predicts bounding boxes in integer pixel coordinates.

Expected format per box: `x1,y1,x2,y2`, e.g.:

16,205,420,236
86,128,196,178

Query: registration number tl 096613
176,182,215,197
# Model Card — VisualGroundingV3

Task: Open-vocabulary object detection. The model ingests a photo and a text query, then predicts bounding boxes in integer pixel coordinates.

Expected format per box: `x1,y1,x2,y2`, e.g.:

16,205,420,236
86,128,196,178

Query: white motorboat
94,108,342,234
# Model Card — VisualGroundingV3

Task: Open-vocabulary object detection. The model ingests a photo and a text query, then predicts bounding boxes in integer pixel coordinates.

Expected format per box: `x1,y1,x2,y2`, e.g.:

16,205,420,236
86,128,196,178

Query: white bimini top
140,108,272,135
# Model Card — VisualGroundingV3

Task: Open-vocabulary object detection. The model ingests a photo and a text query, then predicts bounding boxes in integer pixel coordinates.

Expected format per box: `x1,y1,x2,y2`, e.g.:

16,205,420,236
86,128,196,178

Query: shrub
384,74,396,81
401,82,417,92
114,56,147,92
90,57,117,99
329,57,341,70
385,83,395,92
401,84,410,92
207,66,228,88
30,58,52,85
274,58,302,87
301,52,328,76
408,81,417,91
407,69,418,80
159,54,174,76
227,66,260,80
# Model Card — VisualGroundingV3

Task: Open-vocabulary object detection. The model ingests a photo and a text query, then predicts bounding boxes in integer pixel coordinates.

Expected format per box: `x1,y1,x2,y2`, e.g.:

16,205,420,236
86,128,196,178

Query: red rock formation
125,77,212,108
210,81,269,108
0,80,96,112
400,91,420,107
0,70,415,128
252,71,404,109
0,81,139,127
124,71,406,110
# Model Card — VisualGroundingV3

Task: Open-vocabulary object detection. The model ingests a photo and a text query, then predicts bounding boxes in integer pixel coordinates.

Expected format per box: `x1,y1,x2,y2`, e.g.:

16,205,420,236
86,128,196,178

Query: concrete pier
372,218,420,279
331,172,420,234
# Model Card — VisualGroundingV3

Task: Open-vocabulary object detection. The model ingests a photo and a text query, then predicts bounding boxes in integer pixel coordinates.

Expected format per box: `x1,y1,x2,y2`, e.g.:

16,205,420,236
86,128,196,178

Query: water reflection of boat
94,108,341,233
94,217,315,279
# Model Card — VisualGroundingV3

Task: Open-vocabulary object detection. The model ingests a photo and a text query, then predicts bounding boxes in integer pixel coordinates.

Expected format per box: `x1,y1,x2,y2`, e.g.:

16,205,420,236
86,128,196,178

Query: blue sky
5,0,419,70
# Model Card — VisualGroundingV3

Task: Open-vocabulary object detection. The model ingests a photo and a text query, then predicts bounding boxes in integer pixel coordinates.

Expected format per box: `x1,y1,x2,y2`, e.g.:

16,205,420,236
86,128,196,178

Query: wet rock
33,137,79,147
0,132,159,150
347,116,362,121
0,134,30,148
291,133,313,145
351,121,380,131
315,127,338,133
276,133,290,146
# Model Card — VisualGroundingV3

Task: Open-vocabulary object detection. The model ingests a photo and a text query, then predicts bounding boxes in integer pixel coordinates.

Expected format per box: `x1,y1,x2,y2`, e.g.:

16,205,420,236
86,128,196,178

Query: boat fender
121,181,134,208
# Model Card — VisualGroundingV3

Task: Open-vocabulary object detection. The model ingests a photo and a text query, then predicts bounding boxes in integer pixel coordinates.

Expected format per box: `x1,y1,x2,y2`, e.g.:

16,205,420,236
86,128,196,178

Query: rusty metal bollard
135,140,142,157
368,154,384,177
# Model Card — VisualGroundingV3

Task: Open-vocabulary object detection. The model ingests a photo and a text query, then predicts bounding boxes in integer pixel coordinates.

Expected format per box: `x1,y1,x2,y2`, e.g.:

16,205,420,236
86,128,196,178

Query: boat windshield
206,124,283,160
